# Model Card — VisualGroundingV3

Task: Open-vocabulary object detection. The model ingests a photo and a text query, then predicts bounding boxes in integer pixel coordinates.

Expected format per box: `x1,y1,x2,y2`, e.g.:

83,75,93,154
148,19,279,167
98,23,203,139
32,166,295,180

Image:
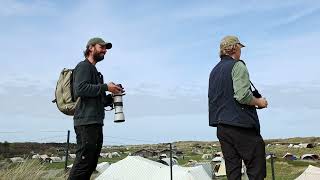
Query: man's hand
107,82,123,94
249,97,268,109
257,97,268,109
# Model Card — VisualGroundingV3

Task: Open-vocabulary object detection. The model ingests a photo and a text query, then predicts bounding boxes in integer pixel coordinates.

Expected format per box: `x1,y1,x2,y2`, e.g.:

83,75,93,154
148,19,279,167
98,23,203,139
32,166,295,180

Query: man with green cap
208,35,268,179
68,37,123,180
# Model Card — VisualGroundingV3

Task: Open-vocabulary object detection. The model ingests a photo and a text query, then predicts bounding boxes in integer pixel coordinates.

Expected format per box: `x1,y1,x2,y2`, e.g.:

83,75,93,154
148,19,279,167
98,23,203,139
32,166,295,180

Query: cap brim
239,43,245,47
100,42,112,49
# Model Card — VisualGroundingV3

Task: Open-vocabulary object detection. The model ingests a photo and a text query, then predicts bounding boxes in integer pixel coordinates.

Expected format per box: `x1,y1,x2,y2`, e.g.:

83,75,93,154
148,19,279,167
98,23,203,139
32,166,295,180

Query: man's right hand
257,97,268,109
107,82,123,94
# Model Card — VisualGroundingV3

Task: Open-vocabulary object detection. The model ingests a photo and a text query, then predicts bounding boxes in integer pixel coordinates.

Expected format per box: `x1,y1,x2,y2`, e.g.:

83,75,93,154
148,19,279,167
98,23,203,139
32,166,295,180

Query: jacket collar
220,55,235,61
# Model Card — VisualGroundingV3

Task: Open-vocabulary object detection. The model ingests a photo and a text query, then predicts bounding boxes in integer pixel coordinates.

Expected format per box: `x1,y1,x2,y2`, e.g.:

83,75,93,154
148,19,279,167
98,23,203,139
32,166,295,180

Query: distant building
192,148,203,155
282,153,297,160
158,149,176,158
266,153,277,160
301,154,319,161
132,148,177,159
9,157,24,163
214,152,223,157
111,152,120,157
33,154,50,162
299,143,314,148
100,153,109,158
202,154,213,160
132,149,157,158
266,144,272,148
288,144,294,148
293,145,300,148
157,157,179,166
69,154,76,159
159,154,167,159
32,154,40,159
45,157,62,163
176,150,184,157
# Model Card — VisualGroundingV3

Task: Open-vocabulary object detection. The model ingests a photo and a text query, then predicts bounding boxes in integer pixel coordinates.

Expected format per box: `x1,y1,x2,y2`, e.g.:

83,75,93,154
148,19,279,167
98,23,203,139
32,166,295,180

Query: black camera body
103,94,114,108
252,89,262,98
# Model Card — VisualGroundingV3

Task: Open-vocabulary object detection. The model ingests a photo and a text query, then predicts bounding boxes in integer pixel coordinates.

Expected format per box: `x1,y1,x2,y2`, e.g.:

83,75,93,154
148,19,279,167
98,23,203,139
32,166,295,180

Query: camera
250,82,263,109
113,84,125,123
103,84,125,123
252,89,261,98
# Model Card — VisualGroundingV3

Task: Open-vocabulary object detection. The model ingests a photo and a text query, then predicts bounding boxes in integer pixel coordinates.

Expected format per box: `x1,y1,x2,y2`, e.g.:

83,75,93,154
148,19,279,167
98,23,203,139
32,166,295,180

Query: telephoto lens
113,84,125,123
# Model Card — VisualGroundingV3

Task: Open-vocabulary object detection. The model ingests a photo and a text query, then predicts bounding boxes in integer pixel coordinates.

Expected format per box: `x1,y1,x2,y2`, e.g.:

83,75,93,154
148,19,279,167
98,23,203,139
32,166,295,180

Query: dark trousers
217,124,266,180
68,124,103,180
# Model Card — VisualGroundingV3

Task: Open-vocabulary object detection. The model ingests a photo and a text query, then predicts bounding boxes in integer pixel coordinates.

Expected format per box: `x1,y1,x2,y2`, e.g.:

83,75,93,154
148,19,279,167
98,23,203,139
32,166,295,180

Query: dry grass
0,160,67,180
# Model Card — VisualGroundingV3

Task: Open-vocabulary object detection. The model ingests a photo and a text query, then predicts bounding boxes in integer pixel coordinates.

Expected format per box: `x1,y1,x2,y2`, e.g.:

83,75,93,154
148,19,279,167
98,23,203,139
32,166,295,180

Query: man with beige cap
208,36,268,179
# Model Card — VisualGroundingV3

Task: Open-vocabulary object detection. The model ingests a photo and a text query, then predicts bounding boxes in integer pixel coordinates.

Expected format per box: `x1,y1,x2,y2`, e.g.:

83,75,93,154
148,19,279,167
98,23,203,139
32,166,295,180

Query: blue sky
0,0,320,145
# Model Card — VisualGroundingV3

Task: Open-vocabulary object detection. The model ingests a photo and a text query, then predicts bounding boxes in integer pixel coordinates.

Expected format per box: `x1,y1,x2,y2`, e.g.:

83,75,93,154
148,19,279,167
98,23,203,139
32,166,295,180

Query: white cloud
269,6,320,28
165,1,316,21
0,0,57,17
1,1,320,142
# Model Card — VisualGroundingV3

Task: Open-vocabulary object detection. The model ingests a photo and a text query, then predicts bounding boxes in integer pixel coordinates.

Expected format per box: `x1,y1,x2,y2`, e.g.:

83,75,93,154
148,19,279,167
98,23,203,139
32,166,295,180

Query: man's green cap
86,37,112,49
220,35,245,50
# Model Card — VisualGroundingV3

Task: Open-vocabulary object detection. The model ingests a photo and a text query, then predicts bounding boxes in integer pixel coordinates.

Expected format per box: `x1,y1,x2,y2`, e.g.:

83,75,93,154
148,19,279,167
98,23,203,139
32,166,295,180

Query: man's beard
93,52,105,62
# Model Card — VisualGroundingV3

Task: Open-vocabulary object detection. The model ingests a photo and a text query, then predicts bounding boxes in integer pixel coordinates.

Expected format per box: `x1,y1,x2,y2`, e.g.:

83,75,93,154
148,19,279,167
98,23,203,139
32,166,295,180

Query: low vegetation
1,137,320,179
0,160,66,180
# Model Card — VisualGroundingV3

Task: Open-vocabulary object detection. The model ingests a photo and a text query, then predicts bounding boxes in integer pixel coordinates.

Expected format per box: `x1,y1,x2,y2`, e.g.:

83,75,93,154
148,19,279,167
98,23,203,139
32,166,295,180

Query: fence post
270,153,275,180
169,143,173,180
64,130,70,171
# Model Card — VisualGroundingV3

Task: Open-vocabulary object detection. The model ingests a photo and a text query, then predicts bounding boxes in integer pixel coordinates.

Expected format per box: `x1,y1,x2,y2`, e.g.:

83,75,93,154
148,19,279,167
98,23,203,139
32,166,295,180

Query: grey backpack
52,68,79,116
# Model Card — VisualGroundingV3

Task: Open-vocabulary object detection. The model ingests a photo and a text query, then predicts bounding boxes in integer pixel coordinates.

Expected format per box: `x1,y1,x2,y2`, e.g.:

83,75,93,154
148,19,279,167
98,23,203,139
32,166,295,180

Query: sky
0,0,320,145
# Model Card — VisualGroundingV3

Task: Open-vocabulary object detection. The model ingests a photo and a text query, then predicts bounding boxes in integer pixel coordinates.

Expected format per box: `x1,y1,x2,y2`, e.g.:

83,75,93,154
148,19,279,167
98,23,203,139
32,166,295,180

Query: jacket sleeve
73,64,108,97
232,61,253,104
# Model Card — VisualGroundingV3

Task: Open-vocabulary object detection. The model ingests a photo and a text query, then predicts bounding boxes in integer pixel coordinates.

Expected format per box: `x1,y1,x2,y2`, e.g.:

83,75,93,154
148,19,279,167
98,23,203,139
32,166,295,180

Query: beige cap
220,35,245,50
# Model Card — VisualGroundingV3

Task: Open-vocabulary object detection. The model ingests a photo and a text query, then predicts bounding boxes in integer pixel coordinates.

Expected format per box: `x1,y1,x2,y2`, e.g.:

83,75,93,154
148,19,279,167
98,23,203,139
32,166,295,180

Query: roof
212,157,224,162
295,165,320,180
96,156,165,180
96,162,110,173
158,158,178,166
193,162,213,178
69,154,76,158
282,153,295,158
49,157,62,162
214,152,223,157
96,156,211,180
9,157,24,162
155,165,211,180
301,154,319,160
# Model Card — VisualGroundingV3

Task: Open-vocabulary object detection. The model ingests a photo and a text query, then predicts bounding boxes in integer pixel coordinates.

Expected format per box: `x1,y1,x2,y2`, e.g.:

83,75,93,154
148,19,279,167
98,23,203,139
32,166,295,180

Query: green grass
44,160,74,170
265,161,306,180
